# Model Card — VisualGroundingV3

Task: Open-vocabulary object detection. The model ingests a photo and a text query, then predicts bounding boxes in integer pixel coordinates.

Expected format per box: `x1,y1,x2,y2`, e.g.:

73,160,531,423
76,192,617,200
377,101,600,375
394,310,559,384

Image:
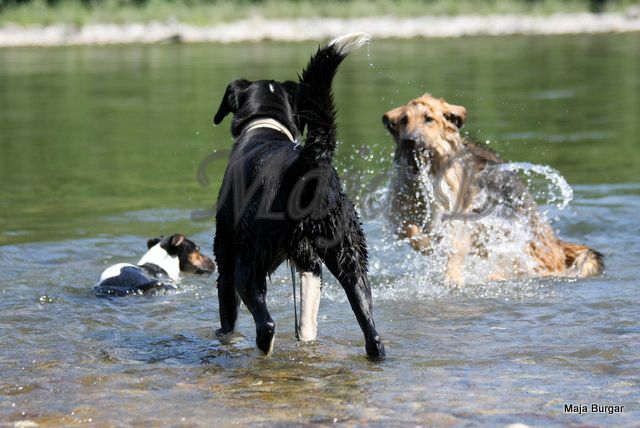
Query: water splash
365,40,402,106
342,145,577,295
498,162,573,210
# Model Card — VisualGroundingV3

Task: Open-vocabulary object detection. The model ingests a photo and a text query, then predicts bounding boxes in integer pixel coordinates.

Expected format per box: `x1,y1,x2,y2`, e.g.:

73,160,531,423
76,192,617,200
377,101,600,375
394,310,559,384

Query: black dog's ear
282,80,298,101
169,233,185,247
213,79,250,125
147,237,161,249
283,80,306,134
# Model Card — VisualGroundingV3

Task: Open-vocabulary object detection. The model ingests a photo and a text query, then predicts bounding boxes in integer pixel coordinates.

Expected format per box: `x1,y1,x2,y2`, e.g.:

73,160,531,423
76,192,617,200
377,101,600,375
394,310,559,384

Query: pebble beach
1,11,640,46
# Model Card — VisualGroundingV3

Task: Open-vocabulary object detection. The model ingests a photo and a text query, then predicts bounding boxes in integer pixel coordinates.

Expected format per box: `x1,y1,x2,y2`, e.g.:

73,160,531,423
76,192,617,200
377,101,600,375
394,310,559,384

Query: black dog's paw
255,321,276,356
366,336,386,362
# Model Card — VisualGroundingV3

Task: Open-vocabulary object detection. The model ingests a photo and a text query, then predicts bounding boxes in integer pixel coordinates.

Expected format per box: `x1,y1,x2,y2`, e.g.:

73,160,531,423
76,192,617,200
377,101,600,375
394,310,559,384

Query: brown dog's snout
201,258,216,274
189,252,216,275
400,132,428,152
401,135,419,146
177,243,216,275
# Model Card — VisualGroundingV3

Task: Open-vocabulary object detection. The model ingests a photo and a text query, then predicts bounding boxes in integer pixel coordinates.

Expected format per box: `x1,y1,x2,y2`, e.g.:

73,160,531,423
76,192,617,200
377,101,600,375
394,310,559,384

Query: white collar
241,118,295,143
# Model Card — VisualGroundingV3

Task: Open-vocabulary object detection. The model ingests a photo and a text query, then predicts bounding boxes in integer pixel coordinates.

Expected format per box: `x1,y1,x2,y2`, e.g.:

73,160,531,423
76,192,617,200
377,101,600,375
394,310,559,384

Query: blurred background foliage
0,0,611,6
1,0,637,27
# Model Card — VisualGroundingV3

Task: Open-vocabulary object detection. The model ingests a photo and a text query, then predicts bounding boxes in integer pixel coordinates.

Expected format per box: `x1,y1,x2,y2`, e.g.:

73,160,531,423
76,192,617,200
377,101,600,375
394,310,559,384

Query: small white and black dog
212,33,385,360
95,234,215,297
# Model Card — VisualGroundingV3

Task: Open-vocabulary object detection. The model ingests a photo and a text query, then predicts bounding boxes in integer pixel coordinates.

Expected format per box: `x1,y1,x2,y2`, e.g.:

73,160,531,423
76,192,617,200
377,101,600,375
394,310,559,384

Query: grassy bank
1,0,638,27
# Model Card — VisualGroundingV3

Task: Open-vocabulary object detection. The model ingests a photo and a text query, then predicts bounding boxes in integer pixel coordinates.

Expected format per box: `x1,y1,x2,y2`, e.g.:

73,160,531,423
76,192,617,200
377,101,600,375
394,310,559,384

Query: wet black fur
93,263,175,297
213,40,385,359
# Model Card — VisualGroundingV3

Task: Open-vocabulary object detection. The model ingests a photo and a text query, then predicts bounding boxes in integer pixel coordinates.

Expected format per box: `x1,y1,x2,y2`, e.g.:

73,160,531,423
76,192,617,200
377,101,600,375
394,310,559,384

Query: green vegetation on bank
0,0,637,27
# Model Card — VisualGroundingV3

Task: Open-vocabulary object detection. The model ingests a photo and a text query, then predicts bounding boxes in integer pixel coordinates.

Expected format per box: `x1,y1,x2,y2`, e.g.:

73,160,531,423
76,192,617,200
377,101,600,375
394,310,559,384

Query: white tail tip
329,32,370,55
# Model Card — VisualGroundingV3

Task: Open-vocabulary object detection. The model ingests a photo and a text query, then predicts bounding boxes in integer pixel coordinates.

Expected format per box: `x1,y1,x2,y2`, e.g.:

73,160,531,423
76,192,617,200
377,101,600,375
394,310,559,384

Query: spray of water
339,139,577,300
336,43,576,299
499,162,573,210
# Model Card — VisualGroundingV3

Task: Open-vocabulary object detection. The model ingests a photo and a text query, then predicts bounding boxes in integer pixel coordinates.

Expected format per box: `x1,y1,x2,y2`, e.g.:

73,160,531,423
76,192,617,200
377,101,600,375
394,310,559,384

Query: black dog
95,234,215,296
212,33,385,360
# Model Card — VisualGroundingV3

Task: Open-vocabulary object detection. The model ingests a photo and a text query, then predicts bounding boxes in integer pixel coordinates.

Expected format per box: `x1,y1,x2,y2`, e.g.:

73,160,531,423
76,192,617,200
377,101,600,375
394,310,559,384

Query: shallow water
1,34,640,426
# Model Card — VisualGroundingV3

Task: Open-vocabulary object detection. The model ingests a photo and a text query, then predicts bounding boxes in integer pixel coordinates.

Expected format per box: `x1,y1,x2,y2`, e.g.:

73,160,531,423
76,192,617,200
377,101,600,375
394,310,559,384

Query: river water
1,34,639,426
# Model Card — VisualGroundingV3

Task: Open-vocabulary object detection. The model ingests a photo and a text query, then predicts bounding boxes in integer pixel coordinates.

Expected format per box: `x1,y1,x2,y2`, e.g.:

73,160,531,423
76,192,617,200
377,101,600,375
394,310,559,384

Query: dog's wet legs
214,226,239,339
215,271,240,338
291,241,323,341
297,263,322,341
321,241,385,360
234,263,275,355
252,300,276,356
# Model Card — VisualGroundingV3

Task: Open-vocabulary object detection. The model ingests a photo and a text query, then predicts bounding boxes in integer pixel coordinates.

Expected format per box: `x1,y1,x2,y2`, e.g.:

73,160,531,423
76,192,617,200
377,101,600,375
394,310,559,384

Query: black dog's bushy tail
296,32,369,165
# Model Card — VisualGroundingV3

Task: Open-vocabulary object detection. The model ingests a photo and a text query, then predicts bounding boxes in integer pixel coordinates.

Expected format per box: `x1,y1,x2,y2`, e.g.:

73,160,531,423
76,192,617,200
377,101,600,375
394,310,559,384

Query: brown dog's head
146,234,216,275
382,94,467,170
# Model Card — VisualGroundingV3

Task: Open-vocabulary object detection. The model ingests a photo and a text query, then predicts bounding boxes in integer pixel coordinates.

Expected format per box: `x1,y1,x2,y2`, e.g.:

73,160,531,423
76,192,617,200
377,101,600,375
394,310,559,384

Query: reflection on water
1,33,640,426
1,33,640,246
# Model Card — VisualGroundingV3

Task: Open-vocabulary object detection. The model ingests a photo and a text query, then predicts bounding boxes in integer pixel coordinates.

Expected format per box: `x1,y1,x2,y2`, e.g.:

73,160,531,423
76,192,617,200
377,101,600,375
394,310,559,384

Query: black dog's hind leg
214,225,240,338
216,271,240,338
234,259,275,355
325,261,385,360
317,215,385,360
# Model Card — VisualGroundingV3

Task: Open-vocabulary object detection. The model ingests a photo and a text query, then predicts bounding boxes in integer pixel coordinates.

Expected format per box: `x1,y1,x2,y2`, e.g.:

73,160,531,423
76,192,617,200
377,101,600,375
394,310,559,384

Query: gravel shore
2,12,640,46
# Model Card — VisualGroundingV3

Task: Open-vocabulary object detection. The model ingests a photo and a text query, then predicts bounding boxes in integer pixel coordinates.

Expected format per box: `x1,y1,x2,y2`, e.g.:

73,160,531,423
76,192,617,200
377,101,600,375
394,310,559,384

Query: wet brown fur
383,94,603,284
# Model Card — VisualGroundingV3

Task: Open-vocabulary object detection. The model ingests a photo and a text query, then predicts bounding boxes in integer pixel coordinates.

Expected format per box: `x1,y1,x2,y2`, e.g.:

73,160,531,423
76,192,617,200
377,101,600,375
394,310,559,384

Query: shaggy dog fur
212,33,385,359
383,94,603,285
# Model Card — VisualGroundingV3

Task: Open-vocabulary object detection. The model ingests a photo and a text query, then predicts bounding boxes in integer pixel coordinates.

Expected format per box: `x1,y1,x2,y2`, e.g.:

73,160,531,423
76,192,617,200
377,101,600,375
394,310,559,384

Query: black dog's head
147,234,216,275
213,79,303,138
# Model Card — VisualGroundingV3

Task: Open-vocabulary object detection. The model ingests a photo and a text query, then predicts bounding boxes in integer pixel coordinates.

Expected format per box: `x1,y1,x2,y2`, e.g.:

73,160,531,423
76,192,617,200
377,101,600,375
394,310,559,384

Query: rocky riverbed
2,11,640,46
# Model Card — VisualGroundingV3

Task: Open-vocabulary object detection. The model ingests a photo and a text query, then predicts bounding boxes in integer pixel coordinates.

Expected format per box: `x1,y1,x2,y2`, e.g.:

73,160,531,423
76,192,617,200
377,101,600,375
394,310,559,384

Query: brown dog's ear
443,103,467,129
213,79,250,125
382,106,405,136
170,234,185,247
147,237,161,249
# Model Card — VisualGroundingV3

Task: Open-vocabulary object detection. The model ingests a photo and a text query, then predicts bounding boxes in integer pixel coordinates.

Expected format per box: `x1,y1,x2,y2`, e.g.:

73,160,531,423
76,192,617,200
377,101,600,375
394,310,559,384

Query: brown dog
382,94,603,284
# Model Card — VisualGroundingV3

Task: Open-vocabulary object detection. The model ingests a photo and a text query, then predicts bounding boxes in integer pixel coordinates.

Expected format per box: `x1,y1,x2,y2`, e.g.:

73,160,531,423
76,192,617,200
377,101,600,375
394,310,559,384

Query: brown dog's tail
560,241,604,277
